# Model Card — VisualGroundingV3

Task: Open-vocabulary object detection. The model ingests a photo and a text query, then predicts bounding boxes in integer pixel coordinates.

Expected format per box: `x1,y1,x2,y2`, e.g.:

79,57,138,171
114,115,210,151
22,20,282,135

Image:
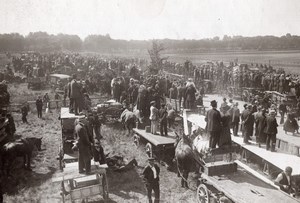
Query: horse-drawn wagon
53,107,109,203
181,110,300,203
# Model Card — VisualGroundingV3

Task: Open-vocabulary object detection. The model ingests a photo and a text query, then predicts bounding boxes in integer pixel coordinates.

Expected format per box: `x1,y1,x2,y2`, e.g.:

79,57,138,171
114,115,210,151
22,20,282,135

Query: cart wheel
133,134,140,147
145,143,153,158
197,184,210,203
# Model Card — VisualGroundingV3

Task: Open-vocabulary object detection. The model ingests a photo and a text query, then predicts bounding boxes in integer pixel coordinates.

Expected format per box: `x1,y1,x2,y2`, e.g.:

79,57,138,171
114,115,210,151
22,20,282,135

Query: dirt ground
2,84,200,203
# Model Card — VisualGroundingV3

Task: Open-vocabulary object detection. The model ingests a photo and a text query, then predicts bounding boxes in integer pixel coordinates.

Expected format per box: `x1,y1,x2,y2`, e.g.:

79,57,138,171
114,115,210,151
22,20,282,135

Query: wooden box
145,126,151,133
203,161,237,176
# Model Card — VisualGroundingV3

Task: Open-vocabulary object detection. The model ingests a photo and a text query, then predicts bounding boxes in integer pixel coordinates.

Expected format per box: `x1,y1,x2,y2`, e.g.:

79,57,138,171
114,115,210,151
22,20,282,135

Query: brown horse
174,133,195,188
1,137,42,175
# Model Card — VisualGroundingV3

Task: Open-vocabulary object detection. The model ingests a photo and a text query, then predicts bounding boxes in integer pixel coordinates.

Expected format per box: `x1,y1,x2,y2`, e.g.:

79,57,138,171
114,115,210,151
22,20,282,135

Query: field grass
3,83,199,203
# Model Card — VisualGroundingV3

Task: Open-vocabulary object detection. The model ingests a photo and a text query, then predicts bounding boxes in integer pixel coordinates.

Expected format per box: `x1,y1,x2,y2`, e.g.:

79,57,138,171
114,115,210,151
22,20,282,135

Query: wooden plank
133,128,176,146
235,160,280,190
201,168,299,203
52,163,108,183
232,135,300,175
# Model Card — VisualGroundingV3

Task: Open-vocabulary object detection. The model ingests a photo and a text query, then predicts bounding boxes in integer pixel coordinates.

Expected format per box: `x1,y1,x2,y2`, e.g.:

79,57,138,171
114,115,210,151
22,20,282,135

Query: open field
99,50,300,73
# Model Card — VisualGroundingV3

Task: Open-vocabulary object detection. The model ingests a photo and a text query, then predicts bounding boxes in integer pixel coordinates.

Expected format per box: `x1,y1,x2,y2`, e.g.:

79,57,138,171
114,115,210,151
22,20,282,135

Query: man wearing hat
142,158,160,203
241,104,255,144
275,166,294,194
69,74,82,115
264,109,278,151
74,116,92,174
205,100,222,148
159,103,168,136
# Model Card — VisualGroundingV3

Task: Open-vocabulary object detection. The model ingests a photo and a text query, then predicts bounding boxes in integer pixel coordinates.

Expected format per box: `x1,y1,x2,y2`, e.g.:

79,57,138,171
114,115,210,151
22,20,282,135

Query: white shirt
150,165,157,179
275,173,291,185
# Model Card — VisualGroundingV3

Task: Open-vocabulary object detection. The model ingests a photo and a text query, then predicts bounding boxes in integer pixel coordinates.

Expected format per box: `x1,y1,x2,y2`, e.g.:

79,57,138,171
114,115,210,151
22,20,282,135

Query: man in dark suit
74,117,92,174
159,103,168,136
36,96,43,118
69,74,82,115
142,158,160,203
205,100,222,148
231,102,240,136
241,105,254,144
264,110,278,151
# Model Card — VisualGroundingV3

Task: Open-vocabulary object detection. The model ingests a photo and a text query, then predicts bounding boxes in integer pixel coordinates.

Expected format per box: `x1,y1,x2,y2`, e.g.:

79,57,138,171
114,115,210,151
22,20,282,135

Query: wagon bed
133,128,177,158
199,167,299,203
133,128,176,146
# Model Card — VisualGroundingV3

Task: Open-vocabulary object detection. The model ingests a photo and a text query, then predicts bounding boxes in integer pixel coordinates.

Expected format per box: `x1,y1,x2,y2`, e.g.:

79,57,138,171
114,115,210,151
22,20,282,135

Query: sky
1,0,300,40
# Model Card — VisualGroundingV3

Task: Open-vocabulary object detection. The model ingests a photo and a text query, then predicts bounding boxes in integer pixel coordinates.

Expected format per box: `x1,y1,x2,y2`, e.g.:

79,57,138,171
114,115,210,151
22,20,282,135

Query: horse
1,137,42,175
174,133,195,188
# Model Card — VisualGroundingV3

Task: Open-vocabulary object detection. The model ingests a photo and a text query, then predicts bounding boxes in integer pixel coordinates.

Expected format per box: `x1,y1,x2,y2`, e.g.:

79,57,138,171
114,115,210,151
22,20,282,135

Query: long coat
264,116,278,135
205,108,222,132
241,109,255,136
69,79,81,99
75,122,91,158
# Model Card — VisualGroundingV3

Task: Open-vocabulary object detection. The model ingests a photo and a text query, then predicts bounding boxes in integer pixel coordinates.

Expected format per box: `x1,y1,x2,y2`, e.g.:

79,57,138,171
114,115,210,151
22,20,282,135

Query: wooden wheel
197,184,210,203
145,143,153,158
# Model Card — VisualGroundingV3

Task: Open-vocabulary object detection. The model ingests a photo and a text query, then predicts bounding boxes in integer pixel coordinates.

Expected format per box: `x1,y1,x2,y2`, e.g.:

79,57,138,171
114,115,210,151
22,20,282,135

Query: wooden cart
133,128,177,159
52,162,109,203
182,110,300,203
56,108,109,202
197,165,300,203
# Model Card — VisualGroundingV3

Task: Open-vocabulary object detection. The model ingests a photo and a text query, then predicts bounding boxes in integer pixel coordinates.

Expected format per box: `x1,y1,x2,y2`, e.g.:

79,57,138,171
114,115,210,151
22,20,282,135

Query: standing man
36,96,43,118
69,74,82,115
231,102,240,136
264,110,278,152
159,103,168,136
255,108,267,147
43,92,50,111
241,105,255,144
279,100,287,124
205,100,222,148
143,157,160,203
21,104,28,123
54,92,61,109
74,117,92,174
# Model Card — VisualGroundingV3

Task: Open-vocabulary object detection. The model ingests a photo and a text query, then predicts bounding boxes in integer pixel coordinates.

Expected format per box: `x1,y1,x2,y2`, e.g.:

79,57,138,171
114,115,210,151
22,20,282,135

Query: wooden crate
204,161,237,176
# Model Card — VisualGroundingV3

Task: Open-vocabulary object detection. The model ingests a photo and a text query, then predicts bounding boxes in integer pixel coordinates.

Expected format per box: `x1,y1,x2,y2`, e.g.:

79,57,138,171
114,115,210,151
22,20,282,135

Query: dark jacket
75,122,91,157
159,108,168,122
241,109,254,132
69,79,81,99
264,116,278,135
36,99,43,110
185,85,196,102
143,164,160,185
205,108,222,132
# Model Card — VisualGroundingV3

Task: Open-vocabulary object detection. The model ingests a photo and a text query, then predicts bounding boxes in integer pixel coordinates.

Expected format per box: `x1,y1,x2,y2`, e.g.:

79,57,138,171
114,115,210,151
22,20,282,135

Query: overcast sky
1,0,300,40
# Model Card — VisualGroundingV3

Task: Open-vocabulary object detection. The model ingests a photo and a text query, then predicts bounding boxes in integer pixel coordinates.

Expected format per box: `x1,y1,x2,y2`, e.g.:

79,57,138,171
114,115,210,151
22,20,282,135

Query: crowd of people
3,51,300,201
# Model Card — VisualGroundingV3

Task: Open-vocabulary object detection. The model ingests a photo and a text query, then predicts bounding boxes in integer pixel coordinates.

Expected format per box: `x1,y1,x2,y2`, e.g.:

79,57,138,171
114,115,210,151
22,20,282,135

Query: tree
147,40,168,75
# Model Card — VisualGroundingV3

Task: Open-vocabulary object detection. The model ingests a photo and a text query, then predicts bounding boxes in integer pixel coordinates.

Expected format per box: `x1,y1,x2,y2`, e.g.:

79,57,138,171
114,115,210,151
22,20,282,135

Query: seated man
274,166,296,194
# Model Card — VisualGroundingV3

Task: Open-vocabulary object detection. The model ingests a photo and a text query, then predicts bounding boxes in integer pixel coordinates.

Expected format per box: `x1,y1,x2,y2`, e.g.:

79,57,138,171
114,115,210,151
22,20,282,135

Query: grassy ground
2,83,199,203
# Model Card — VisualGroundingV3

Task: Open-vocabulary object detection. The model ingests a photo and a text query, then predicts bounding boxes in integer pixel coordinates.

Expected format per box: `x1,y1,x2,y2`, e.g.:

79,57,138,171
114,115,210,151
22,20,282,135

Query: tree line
1,32,300,52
